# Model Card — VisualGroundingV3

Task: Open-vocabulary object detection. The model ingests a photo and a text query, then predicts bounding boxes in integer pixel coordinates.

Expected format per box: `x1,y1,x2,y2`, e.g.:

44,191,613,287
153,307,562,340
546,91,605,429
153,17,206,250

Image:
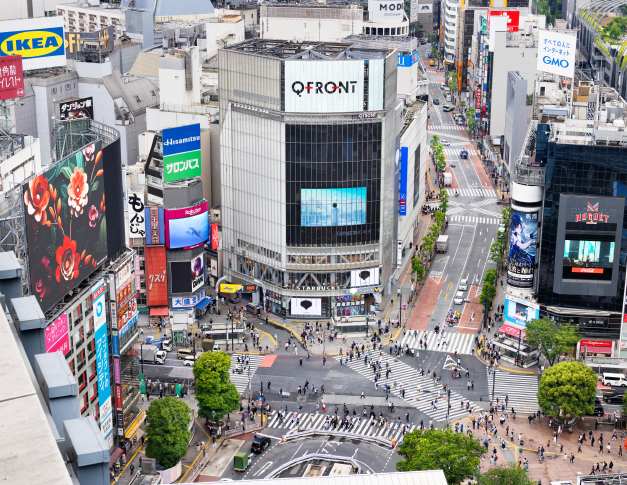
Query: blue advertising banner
145,206,165,245
0,17,66,70
111,333,119,357
397,51,419,67
399,147,408,216
162,123,201,157
92,280,112,446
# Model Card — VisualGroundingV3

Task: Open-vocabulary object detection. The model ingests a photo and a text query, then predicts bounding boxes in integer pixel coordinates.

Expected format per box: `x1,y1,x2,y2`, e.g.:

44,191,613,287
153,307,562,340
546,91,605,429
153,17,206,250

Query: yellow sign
220,283,243,294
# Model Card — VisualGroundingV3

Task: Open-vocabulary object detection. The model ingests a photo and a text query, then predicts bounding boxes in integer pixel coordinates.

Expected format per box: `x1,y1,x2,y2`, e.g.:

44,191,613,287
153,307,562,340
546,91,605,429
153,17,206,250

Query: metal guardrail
513,164,545,185
265,453,361,479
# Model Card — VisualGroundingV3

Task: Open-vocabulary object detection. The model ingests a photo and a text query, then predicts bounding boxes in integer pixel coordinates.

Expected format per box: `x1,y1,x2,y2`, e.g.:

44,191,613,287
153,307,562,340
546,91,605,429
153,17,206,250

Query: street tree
193,351,241,420
428,33,439,44
412,257,425,285
622,393,627,416
501,206,511,226
436,152,447,173
448,76,458,94
489,230,508,271
537,361,597,418
467,107,476,131
145,396,192,469
459,100,466,108
434,50,442,70
430,134,441,147
476,463,534,485
396,428,484,483
524,317,580,366
479,268,498,314
421,235,435,259
439,189,449,214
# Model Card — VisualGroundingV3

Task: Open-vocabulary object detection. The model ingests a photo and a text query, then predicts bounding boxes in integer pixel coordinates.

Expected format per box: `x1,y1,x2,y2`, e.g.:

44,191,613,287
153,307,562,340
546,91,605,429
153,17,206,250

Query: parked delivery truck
436,235,449,253
140,345,167,365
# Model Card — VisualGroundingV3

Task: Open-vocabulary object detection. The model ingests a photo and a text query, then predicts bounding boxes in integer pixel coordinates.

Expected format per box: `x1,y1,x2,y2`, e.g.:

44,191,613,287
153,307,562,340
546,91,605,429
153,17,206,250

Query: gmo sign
542,56,569,68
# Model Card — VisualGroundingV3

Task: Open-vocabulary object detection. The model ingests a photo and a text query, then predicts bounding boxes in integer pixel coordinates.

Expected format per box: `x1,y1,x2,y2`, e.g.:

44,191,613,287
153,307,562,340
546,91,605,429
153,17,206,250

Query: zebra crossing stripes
430,125,462,130
266,411,416,441
451,215,501,225
487,369,539,414
443,148,477,156
228,354,265,394
399,330,476,355
455,188,498,198
335,356,483,422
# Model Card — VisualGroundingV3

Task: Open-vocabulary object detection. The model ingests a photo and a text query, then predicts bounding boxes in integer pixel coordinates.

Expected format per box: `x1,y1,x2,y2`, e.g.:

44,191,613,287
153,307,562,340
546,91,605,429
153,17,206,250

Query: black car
587,397,604,416
604,392,625,404
433,98,439,105
251,437,271,453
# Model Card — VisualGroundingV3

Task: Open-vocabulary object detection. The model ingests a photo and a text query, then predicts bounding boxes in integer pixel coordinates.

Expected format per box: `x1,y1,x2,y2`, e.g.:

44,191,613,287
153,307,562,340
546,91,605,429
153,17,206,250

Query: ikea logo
0,28,64,59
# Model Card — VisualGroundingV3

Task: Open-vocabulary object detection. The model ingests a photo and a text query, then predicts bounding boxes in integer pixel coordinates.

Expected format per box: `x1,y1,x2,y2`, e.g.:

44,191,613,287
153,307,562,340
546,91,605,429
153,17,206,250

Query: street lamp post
140,341,144,375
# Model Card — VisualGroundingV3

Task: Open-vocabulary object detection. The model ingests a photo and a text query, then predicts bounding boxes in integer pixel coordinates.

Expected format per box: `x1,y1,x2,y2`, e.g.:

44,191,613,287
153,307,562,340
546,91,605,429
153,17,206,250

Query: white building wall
443,0,459,64
202,20,245,60
1,137,42,192
489,31,538,138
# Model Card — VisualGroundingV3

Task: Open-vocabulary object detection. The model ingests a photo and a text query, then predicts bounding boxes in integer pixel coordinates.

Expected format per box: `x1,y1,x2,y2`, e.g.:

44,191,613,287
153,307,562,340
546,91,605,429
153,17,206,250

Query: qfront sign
162,123,201,183
285,60,365,113
0,17,66,70
537,30,576,79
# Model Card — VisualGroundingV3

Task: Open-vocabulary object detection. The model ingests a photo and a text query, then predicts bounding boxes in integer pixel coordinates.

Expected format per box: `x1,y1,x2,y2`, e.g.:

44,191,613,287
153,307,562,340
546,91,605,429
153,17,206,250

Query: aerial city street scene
2,0,627,484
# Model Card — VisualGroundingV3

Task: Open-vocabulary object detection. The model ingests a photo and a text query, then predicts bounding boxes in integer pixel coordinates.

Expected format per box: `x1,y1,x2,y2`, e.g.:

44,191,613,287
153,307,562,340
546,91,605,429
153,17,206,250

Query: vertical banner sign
127,191,145,237
537,30,576,78
162,124,201,183
0,55,24,101
92,280,113,446
621,278,627,342
191,255,205,293
45,312,69,354
211,222,219,250
399,147,408,216
475,87,481,110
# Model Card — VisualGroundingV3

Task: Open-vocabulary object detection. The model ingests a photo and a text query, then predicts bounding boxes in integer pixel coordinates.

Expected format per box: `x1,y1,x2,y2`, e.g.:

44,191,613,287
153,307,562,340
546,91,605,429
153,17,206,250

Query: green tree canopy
476,463,534,485
537,361,597,418
489,230,508,270
145,396,192,469
412,257,425,284
501,206,511,226
479,268,498,313
193,351,241,420
396,428,484,483
467,107,476,131
428,33,439,44
525,318,580,366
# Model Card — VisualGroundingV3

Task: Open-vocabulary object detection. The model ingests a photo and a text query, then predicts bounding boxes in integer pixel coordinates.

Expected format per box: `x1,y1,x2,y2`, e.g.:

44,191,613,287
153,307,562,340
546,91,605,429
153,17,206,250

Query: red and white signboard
487,9,520,32
475,87,481,110
0,55,24,101
580,340,612,347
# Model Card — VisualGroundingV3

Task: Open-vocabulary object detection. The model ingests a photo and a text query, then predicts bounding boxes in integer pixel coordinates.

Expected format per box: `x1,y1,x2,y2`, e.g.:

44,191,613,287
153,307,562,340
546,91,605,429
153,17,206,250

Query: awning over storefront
195,298,211,310
581,340,613,355
499,324,526,340
149,306,169,317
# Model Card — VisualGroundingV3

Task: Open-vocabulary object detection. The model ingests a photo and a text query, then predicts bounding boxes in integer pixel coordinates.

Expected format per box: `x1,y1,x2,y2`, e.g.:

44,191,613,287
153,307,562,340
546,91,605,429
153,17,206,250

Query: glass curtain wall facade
535,134,627,337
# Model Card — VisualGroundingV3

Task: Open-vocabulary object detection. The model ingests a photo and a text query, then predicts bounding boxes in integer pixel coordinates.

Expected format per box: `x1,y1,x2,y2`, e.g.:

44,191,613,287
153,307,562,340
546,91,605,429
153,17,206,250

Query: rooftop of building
121,0,215,16
260,1,363,9
224,39,393,59
342,34,417,54
0,133,38,164
57,1,125,14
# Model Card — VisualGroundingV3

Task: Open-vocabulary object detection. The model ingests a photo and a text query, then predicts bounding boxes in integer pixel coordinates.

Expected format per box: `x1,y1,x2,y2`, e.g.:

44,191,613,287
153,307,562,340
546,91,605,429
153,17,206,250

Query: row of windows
363,26,408,36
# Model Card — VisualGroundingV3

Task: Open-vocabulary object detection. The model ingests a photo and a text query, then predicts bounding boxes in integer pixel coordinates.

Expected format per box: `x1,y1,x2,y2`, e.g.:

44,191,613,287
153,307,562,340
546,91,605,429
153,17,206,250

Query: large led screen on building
291,297,322,316
164,201,209,250
24,141,108,312
507,210,538,288
562,240,615,281
504,297,539,326
301,188,366,227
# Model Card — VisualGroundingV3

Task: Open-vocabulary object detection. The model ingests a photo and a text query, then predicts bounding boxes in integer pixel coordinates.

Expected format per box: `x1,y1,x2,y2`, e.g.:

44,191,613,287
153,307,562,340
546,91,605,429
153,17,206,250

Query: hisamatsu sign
292,80,358,97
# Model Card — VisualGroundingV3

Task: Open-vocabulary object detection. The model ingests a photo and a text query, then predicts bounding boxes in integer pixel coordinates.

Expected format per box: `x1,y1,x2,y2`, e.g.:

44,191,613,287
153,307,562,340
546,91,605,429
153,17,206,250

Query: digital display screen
562,239,615,280
504,298,539,326
168,211,209,249
301,188,366,227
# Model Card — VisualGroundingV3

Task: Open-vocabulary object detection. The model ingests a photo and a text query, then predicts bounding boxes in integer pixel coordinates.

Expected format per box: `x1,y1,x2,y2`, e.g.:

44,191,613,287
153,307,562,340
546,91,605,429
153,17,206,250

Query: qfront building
219,40,404,319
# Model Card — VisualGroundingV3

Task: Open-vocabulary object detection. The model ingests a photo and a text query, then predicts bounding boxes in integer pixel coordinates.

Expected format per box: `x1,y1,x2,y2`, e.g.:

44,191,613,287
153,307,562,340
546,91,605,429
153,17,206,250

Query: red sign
115,385,122,410
146,246,168,306
117,298,137,328
487,9,520,32
116,281,133,305
571,267,604,274
0,56,24,101
475,87,481,110
580,340,612,347
211,222,219,250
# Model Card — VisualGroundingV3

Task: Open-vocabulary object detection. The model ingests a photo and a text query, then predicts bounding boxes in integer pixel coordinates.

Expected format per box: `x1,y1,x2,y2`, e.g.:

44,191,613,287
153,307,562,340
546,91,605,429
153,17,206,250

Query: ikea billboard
0,17,66,70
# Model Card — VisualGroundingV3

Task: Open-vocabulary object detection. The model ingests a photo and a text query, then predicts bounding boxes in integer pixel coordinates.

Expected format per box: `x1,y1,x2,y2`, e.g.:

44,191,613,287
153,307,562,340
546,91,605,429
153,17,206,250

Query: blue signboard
111,333,119,357
0,17,66,70
398,51,419,67
399,147,408,216
92,281,113,446
162,123,201,157
144,206,165,245
172,289,207,309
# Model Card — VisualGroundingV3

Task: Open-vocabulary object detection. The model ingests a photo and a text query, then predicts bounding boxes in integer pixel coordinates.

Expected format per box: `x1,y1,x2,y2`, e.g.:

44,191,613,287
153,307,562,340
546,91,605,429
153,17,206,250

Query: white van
602,373,627,387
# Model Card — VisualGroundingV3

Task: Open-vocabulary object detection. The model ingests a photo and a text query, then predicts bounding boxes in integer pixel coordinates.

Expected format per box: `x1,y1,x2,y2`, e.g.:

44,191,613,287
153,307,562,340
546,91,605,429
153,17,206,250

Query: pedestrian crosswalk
487,369,539,414
335,356,483,422
450,215,501,225
430,124,463,130
228,354,265,394
454,188,498,198
266,411,417,441
399,330,477,355
443,148,477,156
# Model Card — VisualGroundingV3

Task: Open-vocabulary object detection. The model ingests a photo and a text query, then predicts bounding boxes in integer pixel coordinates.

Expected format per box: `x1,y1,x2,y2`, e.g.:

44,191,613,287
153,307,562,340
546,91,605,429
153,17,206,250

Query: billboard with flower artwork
24,140,108,313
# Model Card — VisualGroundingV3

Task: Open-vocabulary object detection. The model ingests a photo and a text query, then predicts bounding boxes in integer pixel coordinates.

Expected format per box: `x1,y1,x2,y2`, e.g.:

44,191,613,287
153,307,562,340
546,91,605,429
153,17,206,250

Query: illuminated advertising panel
507,210,538,288
191,255,204,293
162,124,201,183
24,140,107,312
487,9,520,32
145,246,168,306
0,55,24,100
92,280,112,446
301,188,366,227
164,201,209,249
290,297,322,316
0,17,66,70
504,297,539,326
45,312,69,354
59,96,93,121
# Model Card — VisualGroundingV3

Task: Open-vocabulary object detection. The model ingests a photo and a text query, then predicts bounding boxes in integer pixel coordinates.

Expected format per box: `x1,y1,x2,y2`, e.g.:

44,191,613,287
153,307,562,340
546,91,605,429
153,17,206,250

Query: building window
89,382,98,402
391,28,396,35
80,393,88,413
77,348,86,371
384,28,389,35
89,360,97,381
78,370,87,391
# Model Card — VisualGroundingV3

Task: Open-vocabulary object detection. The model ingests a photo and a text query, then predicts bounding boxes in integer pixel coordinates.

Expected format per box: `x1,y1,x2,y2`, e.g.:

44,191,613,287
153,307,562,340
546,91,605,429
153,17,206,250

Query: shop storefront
578,339,614,358
494,323,539,368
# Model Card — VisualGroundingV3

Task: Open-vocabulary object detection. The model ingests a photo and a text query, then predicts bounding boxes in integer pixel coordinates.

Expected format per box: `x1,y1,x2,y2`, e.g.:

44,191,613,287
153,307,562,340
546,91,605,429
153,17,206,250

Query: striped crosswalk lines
455,188,498,198
228,354,265,394
443,148,477,156
399,330,476,355
266,411,416,441
450,215,501,225
430,124,462,130
487,369,539,414
335,356,483,422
